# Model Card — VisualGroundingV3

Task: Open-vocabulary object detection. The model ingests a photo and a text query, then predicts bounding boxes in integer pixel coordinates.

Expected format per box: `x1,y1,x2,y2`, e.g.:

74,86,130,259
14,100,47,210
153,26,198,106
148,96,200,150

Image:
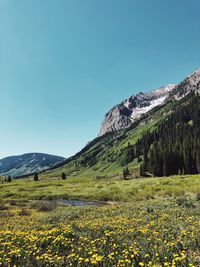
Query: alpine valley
1,68,200,267
2,2,200,266
3,68,200,179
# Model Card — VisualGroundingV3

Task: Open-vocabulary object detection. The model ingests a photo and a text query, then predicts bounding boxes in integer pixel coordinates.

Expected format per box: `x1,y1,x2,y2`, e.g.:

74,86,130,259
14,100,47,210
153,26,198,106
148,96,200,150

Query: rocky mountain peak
99,68,200,137
169,68,200,100
99,84,176,136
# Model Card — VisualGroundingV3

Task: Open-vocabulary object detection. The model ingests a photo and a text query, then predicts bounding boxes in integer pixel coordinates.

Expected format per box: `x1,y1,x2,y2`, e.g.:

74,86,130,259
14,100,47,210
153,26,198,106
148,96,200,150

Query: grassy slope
41,120,150,180
0,92,192,184
40,97,184,180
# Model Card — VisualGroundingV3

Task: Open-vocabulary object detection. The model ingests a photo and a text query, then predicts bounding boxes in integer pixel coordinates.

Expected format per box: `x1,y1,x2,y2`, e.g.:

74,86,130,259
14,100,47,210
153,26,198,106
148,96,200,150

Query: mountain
99,84,176,136
169,68,200,100
41,68,200,179
138,92,200,177
0,153,65,177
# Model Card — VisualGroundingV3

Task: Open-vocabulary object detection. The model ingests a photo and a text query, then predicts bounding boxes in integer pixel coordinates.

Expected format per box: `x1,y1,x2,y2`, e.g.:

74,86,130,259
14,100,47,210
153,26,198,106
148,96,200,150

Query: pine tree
140,164,144,176
61,172,67,180
7,175,12,182
34,173,39,181
135,93,200,177
123,167,130,180
196,151,200,173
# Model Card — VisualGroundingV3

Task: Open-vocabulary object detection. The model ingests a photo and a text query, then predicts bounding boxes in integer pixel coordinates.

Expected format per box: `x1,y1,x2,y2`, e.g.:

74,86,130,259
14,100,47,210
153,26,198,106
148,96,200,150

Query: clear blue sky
0,0,200,159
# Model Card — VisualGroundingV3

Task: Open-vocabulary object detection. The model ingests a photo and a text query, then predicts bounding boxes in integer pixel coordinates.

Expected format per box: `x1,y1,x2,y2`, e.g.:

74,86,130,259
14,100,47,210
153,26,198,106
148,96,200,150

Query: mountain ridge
99,68,200,136
99,84,176,136
0,153,65,178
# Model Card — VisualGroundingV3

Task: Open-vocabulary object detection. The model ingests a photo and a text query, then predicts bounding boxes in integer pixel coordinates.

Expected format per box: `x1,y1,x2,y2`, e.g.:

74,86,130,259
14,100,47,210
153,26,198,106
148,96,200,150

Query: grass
0,195,200,266
0,174,200,202
0,174,200,266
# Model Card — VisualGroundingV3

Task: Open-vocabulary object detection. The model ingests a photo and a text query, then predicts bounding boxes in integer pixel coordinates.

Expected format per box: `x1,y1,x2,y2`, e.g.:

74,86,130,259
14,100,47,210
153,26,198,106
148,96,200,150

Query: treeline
137,92,200,176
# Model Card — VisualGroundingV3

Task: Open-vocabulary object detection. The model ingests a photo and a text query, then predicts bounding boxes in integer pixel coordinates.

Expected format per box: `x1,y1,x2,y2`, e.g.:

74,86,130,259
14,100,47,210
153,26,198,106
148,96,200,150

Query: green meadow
1,174,200,202
0,174,200,266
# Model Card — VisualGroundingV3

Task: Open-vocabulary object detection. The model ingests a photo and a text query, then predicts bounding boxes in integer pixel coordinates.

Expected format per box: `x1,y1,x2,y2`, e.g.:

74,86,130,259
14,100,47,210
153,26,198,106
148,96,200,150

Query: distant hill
0,153,65,177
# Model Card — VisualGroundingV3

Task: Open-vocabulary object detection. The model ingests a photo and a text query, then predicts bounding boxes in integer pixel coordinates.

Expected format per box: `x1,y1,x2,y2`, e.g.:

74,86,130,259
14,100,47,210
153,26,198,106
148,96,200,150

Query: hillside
0,153,65,178
138,92,200,177
42,68,200,179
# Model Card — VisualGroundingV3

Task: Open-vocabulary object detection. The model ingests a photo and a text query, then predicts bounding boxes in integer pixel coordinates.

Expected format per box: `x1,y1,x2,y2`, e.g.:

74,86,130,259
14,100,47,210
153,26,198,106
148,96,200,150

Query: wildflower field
0,175,200,266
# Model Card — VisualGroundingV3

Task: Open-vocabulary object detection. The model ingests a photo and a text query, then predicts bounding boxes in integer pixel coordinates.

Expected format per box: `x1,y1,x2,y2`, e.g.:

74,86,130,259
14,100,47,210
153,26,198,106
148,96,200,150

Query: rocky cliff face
99,68,200,136
99,84,176,136
168,68,200,100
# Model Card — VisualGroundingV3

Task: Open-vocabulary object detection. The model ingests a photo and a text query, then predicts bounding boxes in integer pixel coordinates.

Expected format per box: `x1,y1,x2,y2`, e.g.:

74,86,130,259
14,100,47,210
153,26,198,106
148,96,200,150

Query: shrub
147,207,154,213
196,192,200,201
31,201,57,212
0,204,8,211
34,174,39,181
19,208,30,216
176,197,195,208
123,167,130,180
61,172,66,180
7,176,12,182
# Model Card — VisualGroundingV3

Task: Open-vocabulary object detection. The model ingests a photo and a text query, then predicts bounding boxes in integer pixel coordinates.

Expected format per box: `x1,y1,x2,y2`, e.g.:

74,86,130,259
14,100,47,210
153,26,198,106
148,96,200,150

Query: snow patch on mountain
131,95,166,120
99,84,176,136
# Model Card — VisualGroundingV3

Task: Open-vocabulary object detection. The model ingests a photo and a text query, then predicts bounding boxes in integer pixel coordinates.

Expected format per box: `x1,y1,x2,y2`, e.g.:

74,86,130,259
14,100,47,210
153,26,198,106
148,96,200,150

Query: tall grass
0,174,200,202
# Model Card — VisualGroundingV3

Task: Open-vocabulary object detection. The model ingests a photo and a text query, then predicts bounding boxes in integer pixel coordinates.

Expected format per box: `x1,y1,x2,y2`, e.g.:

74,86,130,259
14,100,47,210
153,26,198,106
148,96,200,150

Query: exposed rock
168,68,200,100
99,84,175,136
99,68,200,136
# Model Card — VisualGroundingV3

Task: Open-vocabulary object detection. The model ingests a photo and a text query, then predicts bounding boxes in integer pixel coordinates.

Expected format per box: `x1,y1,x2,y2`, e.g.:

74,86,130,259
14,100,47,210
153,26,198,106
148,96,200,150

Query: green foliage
31,201,57,212
61,172,66,180
196,192,200,201
7,176,12,182
123,167,130,180
176,197,195,208
34,173,39,181
119,143,135,166
18,208,30,216
139,93,200,177
1,174,200,202
146,206,154,213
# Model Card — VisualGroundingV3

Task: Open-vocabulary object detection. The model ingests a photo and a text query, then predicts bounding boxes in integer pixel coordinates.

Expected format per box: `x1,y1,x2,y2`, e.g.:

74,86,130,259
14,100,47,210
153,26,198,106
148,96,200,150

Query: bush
31,201,57,212
123,167,130,180
147,207,154,213
176,197,195,208
7,176,12,182
61,172,66,180
0,204,8,211
196,192,200,201
34,174,39,181
19,208,30,216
